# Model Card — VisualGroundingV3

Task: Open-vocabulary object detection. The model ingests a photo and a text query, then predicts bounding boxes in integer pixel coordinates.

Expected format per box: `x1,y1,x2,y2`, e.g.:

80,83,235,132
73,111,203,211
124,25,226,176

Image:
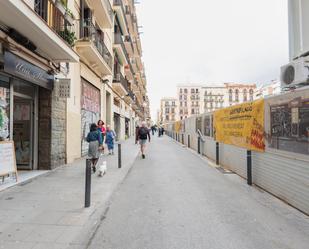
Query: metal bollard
216,142,219,165
118,143,122,169
85,159,92,208
182,134,184,144
188,135,190,148
198,137,201,154
247,150,252,186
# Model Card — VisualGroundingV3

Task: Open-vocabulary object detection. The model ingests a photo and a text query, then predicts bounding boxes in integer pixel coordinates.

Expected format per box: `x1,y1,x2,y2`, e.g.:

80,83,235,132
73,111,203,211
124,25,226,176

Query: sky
136,0,289,119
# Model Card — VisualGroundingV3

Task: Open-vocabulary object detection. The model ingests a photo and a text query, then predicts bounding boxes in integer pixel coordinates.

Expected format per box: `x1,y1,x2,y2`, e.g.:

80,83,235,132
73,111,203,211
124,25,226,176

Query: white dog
98,161,107,177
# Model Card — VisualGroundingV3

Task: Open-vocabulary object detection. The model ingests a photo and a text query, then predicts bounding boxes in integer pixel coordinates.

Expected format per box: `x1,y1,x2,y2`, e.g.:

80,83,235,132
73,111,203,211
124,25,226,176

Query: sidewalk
0,138,139,249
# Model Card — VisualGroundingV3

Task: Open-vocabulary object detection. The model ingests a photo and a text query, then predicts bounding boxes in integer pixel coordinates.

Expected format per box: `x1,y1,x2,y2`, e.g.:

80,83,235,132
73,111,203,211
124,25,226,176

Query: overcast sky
136,0,289,119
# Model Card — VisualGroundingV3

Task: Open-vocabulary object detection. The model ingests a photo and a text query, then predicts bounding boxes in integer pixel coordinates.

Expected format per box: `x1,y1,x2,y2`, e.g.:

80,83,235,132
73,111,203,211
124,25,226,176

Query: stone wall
38,86,67,170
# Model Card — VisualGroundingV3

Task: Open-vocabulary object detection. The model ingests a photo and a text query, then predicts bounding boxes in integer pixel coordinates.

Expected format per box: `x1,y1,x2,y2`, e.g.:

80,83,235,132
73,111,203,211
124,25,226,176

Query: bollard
182,134,184,144
247,150,252,186
198,137,201,154
188,135,190,148
216,142,219,165
85,159,92,208
118,143,122,169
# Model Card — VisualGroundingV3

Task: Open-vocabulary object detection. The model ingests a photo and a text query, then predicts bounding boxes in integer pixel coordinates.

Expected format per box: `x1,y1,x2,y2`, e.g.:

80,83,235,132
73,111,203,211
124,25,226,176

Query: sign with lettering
0,141,18,181
57,78,71,98
214,99,265,152
4,51,53,90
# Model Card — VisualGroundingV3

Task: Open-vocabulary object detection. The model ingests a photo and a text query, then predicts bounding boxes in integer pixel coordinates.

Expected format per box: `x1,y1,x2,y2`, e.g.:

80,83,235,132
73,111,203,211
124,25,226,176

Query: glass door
13,98,33,170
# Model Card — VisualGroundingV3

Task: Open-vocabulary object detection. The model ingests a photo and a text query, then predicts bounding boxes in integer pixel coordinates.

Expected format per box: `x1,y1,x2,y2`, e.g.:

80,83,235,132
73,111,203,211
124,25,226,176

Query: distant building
159,97,179,124
177,83,257,119
255,80,281,98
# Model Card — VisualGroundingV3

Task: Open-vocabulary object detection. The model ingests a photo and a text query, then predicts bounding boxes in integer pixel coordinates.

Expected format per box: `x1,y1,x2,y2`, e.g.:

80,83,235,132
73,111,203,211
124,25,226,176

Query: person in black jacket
137,121,151,159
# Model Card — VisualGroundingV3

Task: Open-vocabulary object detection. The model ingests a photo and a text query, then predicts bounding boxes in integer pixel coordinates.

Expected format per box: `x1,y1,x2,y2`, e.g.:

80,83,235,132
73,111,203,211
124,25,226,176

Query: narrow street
86,135,309,249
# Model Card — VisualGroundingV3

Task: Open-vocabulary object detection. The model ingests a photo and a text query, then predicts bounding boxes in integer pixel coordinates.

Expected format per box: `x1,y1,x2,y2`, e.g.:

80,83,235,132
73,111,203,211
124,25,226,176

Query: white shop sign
0,141,18,181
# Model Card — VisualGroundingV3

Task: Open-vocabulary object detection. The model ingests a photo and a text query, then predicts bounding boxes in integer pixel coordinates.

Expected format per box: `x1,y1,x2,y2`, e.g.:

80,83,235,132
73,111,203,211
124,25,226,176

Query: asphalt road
87,135,309,249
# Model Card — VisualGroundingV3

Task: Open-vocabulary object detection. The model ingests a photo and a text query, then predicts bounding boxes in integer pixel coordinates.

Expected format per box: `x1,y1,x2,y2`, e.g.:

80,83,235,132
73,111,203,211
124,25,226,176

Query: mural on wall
0,87,9,140
81,80,101,156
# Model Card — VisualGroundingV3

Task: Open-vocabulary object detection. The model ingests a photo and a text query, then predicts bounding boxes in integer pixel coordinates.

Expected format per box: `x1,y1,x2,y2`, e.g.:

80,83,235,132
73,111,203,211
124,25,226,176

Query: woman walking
97,120,106,153
86,123,103,173
105,125,116,155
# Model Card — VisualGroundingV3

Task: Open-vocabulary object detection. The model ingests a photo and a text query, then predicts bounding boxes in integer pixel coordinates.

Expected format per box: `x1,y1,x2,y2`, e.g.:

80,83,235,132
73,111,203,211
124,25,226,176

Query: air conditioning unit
280,57,309,88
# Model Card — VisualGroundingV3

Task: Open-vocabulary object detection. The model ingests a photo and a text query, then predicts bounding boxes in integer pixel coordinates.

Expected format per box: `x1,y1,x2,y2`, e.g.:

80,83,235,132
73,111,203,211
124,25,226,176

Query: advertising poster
214,99,265,152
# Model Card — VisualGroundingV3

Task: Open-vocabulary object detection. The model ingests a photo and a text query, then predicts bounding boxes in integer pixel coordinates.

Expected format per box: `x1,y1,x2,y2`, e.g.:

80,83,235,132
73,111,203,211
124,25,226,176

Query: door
13,98,33,169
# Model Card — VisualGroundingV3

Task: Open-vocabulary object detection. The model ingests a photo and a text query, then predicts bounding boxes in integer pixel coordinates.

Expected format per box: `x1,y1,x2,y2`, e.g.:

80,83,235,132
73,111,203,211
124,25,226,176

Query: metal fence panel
219,143,247,178
253,151,309,214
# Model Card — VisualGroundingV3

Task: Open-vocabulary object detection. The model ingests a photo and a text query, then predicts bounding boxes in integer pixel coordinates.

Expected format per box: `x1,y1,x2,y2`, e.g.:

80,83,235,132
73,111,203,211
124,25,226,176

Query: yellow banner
175,121,182,133
214,99,265,152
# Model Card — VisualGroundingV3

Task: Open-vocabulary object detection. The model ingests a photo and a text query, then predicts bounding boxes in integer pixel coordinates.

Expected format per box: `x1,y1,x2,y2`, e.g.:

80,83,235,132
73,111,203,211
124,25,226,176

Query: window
196,89,199,93
172,101,175,106
184,95,187,100
191,109,195,114
180,110,183,114
184,88,188,94
191,88,195,93
180,88,183,93
179,95,182,100
204,91,207,96
229,89,233,102
180,102,183,107
203,116,212,136
184,102,187,107
0,78,10,140
165,101,169,106
165,115,169,121
191,95,195,100
235,89,239,102
243,89,247,102
249,89,254,101
269,101,309,155
171,108,175,113
165,108,169,113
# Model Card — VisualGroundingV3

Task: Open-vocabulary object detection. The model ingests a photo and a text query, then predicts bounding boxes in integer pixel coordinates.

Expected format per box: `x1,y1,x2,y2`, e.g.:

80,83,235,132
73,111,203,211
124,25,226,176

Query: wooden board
0,141,18,181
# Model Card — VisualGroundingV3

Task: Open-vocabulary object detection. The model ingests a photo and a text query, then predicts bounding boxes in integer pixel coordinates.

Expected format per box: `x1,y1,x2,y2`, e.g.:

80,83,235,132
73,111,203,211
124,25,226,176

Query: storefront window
269,100,309,155
0,76,10,141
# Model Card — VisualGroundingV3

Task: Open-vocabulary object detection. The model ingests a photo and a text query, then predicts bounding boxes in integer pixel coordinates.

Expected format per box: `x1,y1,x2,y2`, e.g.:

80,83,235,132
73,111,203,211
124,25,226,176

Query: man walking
137,121,151,159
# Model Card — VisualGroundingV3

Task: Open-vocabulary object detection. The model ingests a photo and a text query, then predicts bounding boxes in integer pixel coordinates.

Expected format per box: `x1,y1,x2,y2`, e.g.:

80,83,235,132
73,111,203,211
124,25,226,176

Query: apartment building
0,0,150,170
255,80,281,98
159,97,178,124
176,83,256,120
177,85,202,120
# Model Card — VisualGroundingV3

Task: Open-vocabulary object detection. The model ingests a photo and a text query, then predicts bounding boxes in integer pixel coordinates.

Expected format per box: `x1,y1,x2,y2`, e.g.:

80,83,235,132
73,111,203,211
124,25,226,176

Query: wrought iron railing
82,19,112,69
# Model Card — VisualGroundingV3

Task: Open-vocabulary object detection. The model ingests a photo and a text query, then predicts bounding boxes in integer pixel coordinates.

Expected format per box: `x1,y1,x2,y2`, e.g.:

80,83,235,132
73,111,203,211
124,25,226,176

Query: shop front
81,78,101,156
0,50,55,170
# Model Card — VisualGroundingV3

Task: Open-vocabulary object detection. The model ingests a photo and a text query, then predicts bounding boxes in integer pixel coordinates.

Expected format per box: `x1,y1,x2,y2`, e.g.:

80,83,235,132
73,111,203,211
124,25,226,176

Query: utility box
288,0,309,60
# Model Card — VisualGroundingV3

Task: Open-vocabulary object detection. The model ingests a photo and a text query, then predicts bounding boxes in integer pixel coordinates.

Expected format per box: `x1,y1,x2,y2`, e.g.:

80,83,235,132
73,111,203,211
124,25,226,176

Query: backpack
139,127,148,140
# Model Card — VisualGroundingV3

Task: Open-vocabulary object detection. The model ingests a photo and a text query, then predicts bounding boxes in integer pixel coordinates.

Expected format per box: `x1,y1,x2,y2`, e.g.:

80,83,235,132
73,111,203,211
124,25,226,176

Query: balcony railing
114,0,129,27
82,19,112,69
113,73,129,92
34,0,76,46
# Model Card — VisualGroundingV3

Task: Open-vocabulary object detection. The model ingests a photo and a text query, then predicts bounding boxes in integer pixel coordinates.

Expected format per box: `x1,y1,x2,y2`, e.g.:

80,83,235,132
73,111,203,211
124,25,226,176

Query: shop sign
4,51,53,90
214,99,265,152
57,78,71,98
0,141,18,181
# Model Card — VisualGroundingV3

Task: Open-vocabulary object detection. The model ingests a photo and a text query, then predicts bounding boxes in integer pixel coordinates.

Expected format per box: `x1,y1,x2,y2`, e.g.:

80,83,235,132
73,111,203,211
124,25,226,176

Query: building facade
176,83,256,120
0,0,150,171
255,80,281,99
159,97,178,124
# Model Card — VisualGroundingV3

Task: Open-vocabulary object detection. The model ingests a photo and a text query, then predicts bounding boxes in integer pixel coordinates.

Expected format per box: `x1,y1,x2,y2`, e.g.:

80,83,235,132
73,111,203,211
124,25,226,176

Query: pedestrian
86,123,103,173
151,125,155,136
137,121,151,159
135,125,140,144
97,120,106,154
105,125,116,155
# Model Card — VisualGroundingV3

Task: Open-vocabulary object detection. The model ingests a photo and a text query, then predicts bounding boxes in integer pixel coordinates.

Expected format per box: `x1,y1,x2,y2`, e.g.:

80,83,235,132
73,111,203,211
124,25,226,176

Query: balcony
113,73,129,96
76,19,112,76
114,32,128,65
87,0,113,29
113,0,129,36
0,0,78,62
124,35,134,57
